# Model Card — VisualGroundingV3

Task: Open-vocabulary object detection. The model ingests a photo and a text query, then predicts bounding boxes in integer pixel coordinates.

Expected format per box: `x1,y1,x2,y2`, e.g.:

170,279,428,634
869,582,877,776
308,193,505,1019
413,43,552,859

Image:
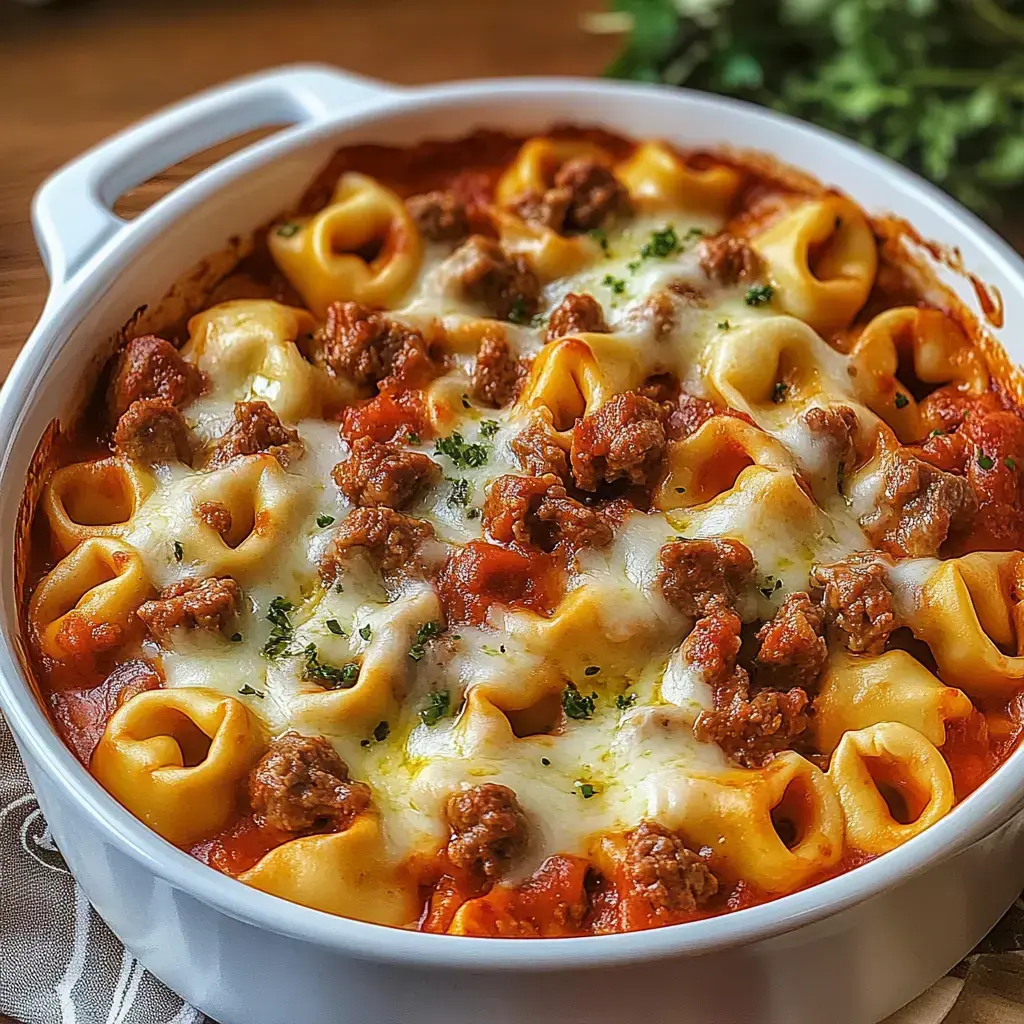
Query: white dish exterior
3,65,1024,1024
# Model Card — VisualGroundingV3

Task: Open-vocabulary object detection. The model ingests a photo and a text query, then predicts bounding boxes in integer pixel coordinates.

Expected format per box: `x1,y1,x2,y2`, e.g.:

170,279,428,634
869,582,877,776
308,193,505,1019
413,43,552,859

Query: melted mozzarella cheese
113,183,906,879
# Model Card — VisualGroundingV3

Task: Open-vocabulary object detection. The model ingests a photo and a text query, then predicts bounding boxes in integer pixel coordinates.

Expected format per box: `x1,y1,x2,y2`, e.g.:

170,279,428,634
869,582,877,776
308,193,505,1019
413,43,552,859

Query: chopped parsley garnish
406,431,420,444
173,540,184,562
409,620,443,661
334,582,345,594
262,596,296,658
584,665,601,676
758,575,784,598
479,419,500,438
541,757,551,766
894,392,909,409
640,225,681,259
616,692,637,710
675,486,686,494
230,632,243,643
574,780,599,799
507,297,531,325
359,624,372,642
435,431,489,469
373,720,390,743
771,381,788,404
238,684,265,698
1006,457,1017,470
326,619,346,636
588,227,610,254
717,319,731,330
466,507,481,520
930,428,946,437
602,273,627,295
315,513,335,528
446,477,472,508
275,221,301,238
419,690,451,727
626,259,642,273
303,643,359,689
745,284,774,306
562,683,597,720
977,452,995,470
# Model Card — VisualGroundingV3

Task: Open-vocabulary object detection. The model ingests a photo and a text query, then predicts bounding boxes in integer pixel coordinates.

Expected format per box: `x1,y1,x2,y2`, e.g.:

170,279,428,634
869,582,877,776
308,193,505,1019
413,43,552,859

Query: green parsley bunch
602,0,1024,213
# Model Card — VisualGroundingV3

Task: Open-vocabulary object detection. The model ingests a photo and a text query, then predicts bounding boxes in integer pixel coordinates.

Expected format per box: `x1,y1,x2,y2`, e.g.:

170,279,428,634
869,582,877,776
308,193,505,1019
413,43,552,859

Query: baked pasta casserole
21,129,1024,936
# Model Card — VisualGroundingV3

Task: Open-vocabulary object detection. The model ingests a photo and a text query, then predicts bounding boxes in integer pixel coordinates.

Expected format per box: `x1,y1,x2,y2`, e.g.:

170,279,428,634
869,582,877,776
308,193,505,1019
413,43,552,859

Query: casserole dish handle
32,64,393,295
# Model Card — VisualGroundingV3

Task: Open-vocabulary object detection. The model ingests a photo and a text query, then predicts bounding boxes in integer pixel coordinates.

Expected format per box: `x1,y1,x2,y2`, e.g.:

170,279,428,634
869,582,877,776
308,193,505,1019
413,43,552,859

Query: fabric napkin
3,704,1024,1024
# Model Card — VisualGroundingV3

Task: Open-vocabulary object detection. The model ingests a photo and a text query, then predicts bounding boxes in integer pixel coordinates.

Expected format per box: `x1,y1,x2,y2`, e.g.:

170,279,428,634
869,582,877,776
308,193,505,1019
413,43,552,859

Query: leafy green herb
316,513,335,528
302,643,359,689
173,541,184,562
466,507,481,520
419,690,451,727
718,319,731,330
640,225,681,259
446,477,472,508
541,757,552,766
771,381,788,404
563,683,597,720
589,227,611,254
238,684,265,698
601,0,1024,212
894,392,910,409
1006,456,1018,470
507,297,531,325
230,632,243,643
574,780,599,799
930,428,947,437
675,486,686,494
584,665,601,676
479,419,501,438
602,273,627,294
359,624,372,642
275,221,301,238
262,597,296,658
977,451,995,470
326,619,346,636
409,620,443,661
435,431,489,469
481,644,505,656
373,720,390,743
745,284,774,307
406,431,420,444
616,692,637,710
626,259,642,273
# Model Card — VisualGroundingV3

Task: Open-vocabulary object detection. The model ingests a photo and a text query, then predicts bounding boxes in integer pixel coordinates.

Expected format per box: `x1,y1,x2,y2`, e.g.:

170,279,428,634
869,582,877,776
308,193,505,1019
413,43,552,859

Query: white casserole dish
3,64,1024,1024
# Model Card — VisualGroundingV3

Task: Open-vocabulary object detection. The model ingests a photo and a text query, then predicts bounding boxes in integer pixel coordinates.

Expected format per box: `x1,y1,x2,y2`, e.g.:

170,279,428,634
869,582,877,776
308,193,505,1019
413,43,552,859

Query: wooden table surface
0,0,617,384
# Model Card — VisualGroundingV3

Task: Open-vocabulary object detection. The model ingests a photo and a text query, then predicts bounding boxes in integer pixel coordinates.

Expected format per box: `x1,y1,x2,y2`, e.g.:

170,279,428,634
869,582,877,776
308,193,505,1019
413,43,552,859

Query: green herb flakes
745,284,774,307
616,692,637,710
419,690,451,727
435,431,489,469
409,620,443,661
326,619,346,636
238,684,265,699
173,541,184,562
563,684,597,720
316,513,335,528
